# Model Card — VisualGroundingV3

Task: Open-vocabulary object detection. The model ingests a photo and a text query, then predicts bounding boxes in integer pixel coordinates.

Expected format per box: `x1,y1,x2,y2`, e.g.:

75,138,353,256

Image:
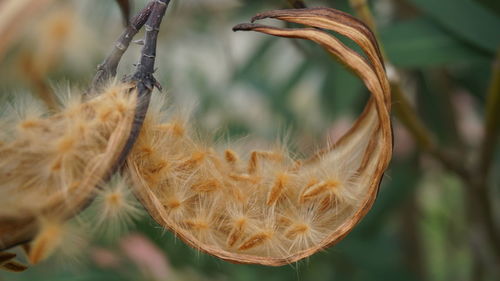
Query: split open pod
127,8,392,266
0,0,171,270
0,84,141,267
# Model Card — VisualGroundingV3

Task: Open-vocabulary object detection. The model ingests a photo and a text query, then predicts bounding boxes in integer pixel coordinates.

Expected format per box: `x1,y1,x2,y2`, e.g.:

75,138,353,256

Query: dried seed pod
0,83,138,257
0,0,171,268
127,8,392,266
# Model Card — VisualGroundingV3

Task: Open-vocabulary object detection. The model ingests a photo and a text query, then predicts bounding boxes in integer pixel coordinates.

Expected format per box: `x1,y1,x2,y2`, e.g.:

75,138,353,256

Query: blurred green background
0,0,499,280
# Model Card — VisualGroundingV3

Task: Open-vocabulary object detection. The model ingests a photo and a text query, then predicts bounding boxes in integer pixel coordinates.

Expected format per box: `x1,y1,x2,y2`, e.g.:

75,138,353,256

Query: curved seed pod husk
127,7,392,266
0,83,138,261
0,0,170,268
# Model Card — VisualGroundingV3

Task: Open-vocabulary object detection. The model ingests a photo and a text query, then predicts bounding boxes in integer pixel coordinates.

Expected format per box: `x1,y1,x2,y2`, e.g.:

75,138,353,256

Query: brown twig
90,0,156,93
110,0,171,175
478,48,500,184
91,0,171,178
391,81,469,177
469,47,500,268
348,0,376,33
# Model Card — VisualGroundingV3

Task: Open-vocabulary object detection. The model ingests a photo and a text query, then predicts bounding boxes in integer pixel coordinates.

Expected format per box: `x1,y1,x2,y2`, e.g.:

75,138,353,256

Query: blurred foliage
0,0,499,280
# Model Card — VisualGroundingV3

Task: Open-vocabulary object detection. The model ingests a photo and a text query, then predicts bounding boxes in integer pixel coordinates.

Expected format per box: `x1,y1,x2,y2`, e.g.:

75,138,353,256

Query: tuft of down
127,92,378,263
92,174,143,237
0,83,137,256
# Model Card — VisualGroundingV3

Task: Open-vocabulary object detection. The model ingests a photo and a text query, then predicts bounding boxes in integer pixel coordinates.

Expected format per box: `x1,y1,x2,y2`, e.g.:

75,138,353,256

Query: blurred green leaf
381,18,489,67
475,0,500,15
406,0,500,54
232,38,275,81
357,158,420,233
320,62,364,118
417,71,461,145
448,59,492,101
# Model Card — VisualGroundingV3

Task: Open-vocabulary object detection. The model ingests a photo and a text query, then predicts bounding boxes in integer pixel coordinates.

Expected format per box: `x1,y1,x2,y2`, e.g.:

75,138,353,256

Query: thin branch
348,0,376,34
391,81,469,177
478,48,500,182
111,0,171,174
90,0,171,178
469,47,500,268
131,0,168,85
90,0,156,93
390,82,434,150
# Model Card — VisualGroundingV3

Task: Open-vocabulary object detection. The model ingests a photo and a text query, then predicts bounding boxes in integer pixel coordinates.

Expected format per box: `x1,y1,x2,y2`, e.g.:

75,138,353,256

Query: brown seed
248,151,282,173
224,149,239,164
176,151,206,171
165,198,181,209
57,135,76,154
169,122,185,137
266,173,288,205
51,157,63,171
19,120,41,130
192,179,220,193
106,192,122,207
229,173,260,184
238,232,271,251
0,252,16,264
300,180,340,203
277,215,293,227
184,219,209,231
148,159,169,174
156,122,185,137
139,145,154,155
0,261,28,272
29,221,63,264
319,196,335,212
285,223,309,239
227,218,247,247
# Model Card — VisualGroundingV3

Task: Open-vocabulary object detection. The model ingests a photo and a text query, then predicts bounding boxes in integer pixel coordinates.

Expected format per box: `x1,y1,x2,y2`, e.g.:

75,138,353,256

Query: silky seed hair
92,174,143,238
0,82,137,256
127,7,392,266
127,91,374,259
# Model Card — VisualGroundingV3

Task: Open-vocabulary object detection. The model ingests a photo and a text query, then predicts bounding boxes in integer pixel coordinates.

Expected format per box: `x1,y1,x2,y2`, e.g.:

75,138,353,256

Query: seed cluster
128,98,373,258
0,84,136,220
